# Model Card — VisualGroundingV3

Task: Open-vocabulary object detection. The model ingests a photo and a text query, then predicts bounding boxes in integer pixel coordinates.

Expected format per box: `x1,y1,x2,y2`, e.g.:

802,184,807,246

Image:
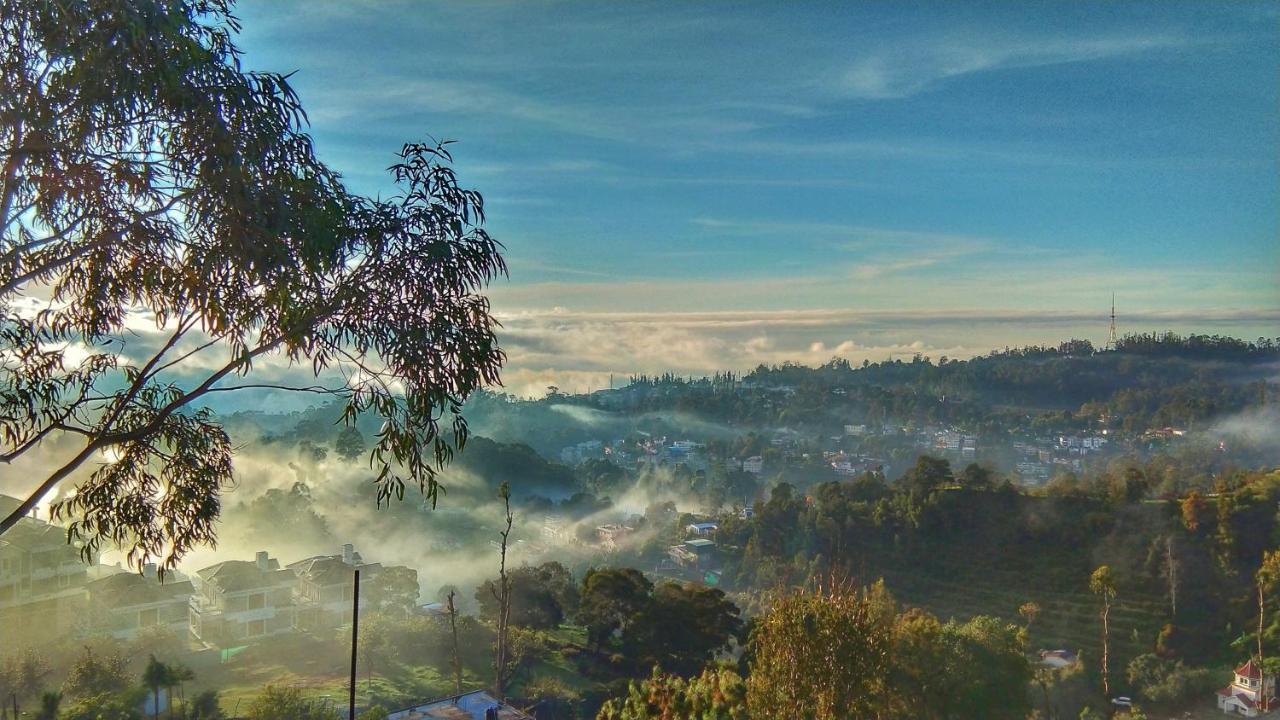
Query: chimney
255,551,269,571
342,544,355,565
143,563,157,579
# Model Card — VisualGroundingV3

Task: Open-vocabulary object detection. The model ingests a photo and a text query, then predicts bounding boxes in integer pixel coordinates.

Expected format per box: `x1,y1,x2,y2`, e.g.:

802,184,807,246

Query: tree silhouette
0,0,505,571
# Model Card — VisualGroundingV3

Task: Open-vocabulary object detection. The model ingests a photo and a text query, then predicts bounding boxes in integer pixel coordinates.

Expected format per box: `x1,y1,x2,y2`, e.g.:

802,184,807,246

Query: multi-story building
289,544,385,632
190,551,295,646
85,565,194,641
0,496,97,639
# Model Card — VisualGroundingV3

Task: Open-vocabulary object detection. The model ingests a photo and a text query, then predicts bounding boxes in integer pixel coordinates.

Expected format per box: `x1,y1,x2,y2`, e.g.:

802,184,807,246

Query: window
139,608,159,627
246,619,266,637
247,592,265,610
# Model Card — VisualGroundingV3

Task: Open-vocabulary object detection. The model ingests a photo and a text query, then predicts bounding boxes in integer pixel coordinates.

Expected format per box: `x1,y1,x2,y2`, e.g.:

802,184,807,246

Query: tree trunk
1165,536,1178,619
1100,598,1111,698
1260,584,1267,711
492,484,514,701
447,590,463,695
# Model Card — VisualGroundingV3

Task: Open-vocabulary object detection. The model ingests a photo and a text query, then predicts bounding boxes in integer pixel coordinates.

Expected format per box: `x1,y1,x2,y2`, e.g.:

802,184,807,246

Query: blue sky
235,1,1279,395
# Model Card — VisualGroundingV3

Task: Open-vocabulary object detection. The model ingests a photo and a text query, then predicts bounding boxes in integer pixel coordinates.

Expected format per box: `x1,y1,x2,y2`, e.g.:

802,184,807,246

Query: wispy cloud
833,33,1191,100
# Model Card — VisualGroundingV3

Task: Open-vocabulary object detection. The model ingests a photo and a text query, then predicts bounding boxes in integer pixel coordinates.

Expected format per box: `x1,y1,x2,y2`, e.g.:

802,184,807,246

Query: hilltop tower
1106,294,1118,350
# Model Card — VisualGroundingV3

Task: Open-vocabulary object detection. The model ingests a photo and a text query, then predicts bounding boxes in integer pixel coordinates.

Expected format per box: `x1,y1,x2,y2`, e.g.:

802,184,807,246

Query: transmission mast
1106,293,1118,350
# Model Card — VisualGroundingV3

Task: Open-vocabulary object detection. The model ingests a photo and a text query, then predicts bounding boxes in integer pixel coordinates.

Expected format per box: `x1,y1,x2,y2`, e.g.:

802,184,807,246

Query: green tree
900,455,954,498
956,463,995,491
188,690,225,720
0,0,505,571
33,691,60,720
478,561,579,630
335,426,367,461
631,582,742,676
365,565,420,618
0,647,50,711
577,568,654,652
142,655,169,720
745,584,892,719
1089,566,1117,697
62,647,131,699
598,667,748,720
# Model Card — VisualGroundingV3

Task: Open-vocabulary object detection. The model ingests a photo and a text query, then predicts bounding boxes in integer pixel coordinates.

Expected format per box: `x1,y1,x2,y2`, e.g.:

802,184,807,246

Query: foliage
745,583,893,719
578,568,654,652
60,688,146,720
245,685,341,720
357,706,389,720
597,666,748,720
365,566,421,617
479,561,579,630
0,0,505,570
1125,653,1222,705
630,583,743,676
62,648,131,699
523,677,582,720
0,647,50,708
188,690,226,720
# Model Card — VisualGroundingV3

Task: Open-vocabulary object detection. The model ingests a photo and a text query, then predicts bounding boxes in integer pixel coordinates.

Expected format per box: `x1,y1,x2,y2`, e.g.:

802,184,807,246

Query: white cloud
834,33,1189,100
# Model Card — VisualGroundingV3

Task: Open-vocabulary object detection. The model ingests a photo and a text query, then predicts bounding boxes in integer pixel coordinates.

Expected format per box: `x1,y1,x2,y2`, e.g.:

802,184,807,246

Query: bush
245,685,341,720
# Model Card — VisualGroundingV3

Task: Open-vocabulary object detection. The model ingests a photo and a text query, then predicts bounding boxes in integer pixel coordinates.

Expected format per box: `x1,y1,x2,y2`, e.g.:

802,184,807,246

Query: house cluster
1011,434,1107,484
0,497,417,650
560,435,722,475
822,451,885,478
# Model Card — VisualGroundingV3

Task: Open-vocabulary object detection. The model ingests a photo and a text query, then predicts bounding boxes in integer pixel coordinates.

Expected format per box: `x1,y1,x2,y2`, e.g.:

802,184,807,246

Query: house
595,524,633,548
742,456,764,474
1038,649,1078,668
686,522,718,537
387,689,531,719
1217,659,1277,716
0,500,97,638
190,551,296,646
668,538,717,569
85,565,194,641
289,544,389,632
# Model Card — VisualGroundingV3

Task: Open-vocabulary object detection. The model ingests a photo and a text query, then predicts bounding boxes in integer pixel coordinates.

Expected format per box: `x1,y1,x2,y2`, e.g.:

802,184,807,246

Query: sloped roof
196,559,293,594
287,555,382,586
0,519,70,553
87,572,193,609
1236,659,1263,679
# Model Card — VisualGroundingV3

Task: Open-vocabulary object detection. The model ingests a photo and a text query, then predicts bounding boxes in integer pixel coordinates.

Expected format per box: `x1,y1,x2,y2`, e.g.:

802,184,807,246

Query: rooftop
87,572,192,609
387,690,530,719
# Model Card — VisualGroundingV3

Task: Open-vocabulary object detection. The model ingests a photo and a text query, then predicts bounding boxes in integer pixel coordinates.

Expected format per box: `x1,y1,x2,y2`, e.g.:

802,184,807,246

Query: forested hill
580,333,1279,436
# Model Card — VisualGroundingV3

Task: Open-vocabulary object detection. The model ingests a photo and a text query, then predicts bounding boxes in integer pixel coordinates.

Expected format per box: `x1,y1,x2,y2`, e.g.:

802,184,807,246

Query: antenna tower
1106,294,1118,350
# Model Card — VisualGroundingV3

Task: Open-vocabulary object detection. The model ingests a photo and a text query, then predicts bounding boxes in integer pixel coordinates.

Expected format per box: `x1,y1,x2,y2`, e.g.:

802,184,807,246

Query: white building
190,551,296,646
85,565,193,641
0,497,99,641
742,456,764,474
1217,659,1276,716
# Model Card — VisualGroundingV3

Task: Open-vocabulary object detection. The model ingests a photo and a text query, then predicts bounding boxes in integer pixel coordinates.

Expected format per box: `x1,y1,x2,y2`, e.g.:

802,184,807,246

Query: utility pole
349,569,360,720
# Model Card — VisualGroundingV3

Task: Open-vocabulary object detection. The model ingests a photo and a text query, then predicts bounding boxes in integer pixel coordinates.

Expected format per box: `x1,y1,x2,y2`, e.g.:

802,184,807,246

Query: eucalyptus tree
1089,565,1118,697
0,0,505,571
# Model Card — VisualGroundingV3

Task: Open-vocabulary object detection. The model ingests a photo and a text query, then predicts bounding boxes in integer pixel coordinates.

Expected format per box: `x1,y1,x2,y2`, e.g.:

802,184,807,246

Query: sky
235,1,1279,397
